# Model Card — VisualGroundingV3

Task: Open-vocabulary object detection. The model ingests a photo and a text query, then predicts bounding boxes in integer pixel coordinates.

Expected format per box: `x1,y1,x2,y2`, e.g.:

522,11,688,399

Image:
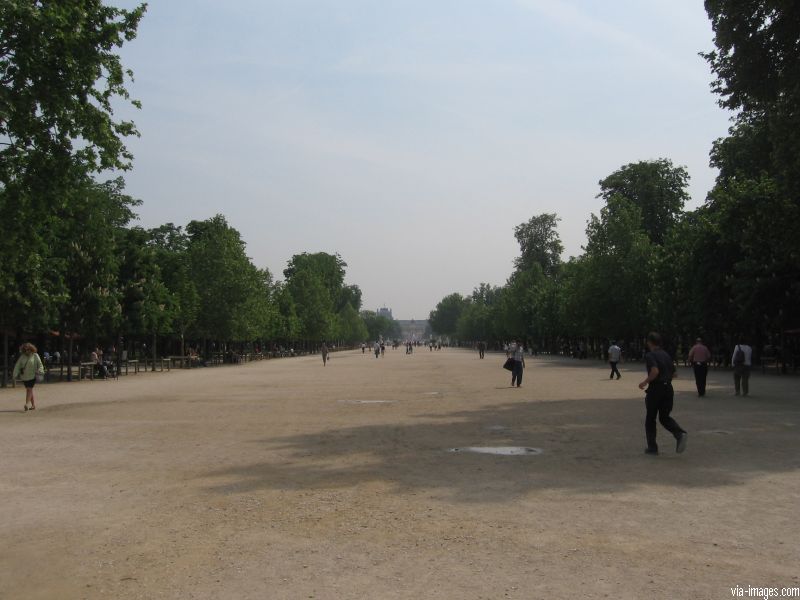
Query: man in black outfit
638,332,688,456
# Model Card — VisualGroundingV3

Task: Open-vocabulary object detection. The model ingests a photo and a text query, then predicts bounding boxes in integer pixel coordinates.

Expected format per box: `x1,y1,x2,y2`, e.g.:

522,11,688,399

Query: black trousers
645,383,685,451
692,362,708,396
609,361,620,378
479,348,485,359
734,365,751,395
511,362,524,387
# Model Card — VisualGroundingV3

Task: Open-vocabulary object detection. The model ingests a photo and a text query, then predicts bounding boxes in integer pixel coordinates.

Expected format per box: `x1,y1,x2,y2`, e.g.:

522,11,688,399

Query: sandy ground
1,349,798,600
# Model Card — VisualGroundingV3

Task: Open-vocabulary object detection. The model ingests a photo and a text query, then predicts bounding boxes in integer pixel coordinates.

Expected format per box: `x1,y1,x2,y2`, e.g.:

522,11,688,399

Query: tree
273,284,301,343
1,1,145,384
513,213,564,276
429,293,467,337
580,195,655,339
0,1,147,179
186,215,266,343
148,224,199,354
335,303,369,344
360,310,396,341
57,178,139,344
598,159,690,245
118,227,174,364
703,0,800,197
283,252,350,310
702,1,800,338
287,270,333,342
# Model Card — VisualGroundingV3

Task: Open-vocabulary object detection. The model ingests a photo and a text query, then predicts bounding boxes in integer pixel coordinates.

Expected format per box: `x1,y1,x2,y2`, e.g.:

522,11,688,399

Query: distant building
377,307,393,320
397,319,430,341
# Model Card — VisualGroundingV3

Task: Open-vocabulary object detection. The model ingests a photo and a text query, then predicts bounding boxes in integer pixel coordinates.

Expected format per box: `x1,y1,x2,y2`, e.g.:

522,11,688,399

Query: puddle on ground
449,446,543,456
338,400,395,405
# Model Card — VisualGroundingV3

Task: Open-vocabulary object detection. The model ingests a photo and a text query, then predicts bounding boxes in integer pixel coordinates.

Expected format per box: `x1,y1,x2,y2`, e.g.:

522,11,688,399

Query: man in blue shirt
638,332,688,456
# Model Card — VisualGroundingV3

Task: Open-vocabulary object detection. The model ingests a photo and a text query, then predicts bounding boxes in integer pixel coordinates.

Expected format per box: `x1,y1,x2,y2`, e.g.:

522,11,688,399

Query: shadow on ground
203,392,800,502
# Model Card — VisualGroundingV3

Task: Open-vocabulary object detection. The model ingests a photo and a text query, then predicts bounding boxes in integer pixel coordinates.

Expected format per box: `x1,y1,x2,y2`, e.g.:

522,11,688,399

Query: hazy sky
114,0,732,320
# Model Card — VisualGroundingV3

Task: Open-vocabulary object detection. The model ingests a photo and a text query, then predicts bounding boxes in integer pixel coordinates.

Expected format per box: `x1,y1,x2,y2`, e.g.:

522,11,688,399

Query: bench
144,358,170,372
168,355,190,369
761,356,780,374
79,362,96,380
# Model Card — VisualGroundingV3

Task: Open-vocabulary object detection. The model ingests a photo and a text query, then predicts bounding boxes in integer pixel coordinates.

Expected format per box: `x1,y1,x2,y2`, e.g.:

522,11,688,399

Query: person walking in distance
321,343,329,367
608,340,622,380
12,342,45,412
639,332,688,456
510,340,526,388
687,337,711,396
478,341,486,360
732,338,753,396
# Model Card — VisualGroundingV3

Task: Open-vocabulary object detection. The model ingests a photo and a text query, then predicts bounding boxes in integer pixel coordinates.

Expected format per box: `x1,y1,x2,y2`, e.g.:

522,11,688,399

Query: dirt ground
1,349,798,600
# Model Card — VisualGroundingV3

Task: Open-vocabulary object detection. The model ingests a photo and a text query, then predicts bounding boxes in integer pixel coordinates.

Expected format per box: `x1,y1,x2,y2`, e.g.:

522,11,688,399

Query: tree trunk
2,330,8,388
67,336,74,382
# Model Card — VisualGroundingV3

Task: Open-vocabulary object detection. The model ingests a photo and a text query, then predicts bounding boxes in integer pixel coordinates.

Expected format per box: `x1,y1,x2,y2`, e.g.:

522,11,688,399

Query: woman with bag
12,342,45,411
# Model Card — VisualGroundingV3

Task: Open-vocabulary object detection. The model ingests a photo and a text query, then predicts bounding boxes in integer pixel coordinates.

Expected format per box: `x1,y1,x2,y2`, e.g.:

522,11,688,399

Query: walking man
638,332,688,456
608,340,622,380
687,337,711,396
321,343,329,367
478,341,486,360
510,340,526,388
732,338,753,396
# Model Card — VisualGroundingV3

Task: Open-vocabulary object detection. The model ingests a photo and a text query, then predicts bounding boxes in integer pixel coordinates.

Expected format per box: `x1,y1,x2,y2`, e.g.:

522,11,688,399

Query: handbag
503,357,515,371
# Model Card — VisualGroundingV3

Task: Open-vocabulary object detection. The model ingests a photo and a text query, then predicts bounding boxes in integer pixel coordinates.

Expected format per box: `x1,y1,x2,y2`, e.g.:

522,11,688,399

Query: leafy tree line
431,0,800,362
1,2,384,385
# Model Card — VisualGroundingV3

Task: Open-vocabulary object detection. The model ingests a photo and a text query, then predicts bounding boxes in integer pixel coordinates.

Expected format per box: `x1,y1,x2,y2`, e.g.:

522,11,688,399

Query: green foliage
360,310,397,341
186,215,271,342
513,214,564,276
581,196,655,338
55,178,139,338
335,303,369,343
286,269,333,342
118,227,174,338
429,293,467,337
0,0,147,178
148,224,199,340
597,159,689,245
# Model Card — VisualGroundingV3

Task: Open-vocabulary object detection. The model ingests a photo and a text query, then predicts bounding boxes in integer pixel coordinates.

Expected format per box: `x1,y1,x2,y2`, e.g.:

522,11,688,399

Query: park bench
761,356,780,374
144,357,170,372
79,362,96,380
118,351,141,375
168,355,190,369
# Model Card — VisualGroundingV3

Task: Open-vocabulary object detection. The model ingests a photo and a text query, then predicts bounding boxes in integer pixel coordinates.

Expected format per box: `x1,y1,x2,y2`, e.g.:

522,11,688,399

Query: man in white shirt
608,341,622,380
731,340,753,396
510,340,526,388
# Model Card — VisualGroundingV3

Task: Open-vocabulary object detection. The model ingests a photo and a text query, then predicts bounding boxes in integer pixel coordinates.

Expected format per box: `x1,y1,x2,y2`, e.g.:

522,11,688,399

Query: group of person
607,337,754,398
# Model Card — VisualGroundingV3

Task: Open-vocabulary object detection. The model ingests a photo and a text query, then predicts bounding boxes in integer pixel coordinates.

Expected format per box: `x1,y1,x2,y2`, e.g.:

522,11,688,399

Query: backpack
733,345,745,366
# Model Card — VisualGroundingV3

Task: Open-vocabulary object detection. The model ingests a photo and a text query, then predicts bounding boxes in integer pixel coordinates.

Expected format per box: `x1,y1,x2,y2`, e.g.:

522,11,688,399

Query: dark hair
646,332,662,347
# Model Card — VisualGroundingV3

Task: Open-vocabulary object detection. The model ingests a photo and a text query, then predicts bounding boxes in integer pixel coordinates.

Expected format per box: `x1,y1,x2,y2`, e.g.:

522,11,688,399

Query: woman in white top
12,342,45,411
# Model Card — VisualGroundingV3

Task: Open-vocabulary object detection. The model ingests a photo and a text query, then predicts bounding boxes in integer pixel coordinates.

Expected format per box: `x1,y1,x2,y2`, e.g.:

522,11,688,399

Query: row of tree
0,3,399,386
430,1,800,358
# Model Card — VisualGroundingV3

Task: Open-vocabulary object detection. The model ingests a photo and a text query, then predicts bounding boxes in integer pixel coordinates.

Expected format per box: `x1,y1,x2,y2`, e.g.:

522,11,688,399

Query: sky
113,0,733,320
